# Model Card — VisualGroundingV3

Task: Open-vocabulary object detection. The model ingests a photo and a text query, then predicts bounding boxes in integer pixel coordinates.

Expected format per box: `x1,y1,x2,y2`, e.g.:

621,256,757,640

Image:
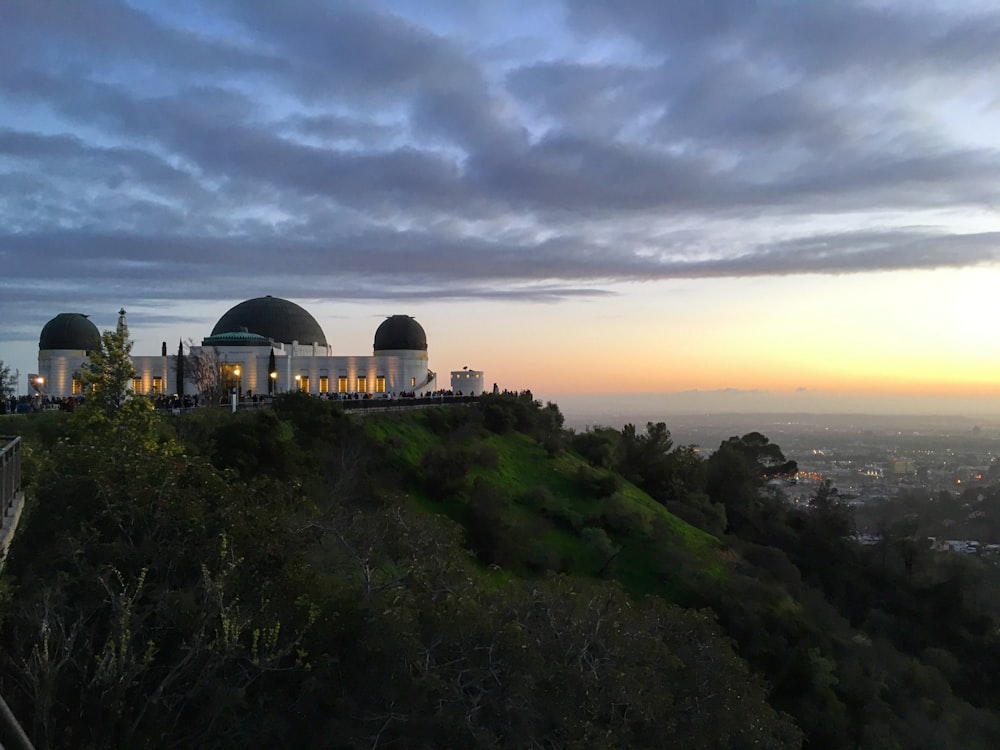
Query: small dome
211,296,327,347
39,313,101,352
374,315,427,352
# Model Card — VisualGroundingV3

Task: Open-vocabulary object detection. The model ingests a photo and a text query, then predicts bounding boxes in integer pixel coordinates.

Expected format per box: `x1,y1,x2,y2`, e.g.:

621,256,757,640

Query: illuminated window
132,377,142,394
411,376,416,387
152,376,163,394
319,375,329,394
337,376,347,393
356,375,367,393
72,379,83,395
375,375,386,393
298,375,310,392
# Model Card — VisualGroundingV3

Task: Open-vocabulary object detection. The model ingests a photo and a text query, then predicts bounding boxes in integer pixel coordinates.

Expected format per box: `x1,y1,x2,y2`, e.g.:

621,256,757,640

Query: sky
3,0,1000,415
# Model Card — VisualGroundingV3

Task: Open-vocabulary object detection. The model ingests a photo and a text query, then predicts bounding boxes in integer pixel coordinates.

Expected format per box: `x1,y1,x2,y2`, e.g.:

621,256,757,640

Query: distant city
557,402,1000,556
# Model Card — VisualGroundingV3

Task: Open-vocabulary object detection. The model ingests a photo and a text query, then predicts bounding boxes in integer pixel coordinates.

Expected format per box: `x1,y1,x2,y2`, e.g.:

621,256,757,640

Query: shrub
466,479,515,565
471,443,499,470
574,465,621,499
421,445,472,498
599,493,645,535
582,527,620,577
739,542,803,590
570,428,618,469
518,484,556,508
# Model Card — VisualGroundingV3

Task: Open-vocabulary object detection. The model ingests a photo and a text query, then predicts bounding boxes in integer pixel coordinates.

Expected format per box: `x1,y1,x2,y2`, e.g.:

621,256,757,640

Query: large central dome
211,296,327,346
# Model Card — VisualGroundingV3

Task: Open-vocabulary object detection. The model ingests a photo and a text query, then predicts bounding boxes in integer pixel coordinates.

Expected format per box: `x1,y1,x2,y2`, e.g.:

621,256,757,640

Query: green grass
362,411,439,467
364,407,729,601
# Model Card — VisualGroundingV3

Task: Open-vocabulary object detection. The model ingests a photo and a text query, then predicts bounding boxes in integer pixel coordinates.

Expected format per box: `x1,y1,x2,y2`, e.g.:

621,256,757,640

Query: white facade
38,301,448,399
37,349,91,397
450,369,484,395
129,347,437,398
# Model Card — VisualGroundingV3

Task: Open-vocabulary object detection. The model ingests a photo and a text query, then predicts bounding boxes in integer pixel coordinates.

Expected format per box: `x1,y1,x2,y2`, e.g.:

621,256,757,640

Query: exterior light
270,371,277,379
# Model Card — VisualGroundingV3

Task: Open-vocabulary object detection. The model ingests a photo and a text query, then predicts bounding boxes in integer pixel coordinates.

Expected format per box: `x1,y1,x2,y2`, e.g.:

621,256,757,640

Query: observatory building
36,313,103,396
33,296,485,399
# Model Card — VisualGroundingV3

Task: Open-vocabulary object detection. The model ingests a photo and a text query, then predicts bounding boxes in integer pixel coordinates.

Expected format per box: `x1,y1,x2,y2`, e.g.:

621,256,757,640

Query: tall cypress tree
176,340,185,397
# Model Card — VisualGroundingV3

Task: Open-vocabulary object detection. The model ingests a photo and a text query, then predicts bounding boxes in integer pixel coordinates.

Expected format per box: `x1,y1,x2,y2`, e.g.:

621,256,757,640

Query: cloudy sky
3,0,1000,413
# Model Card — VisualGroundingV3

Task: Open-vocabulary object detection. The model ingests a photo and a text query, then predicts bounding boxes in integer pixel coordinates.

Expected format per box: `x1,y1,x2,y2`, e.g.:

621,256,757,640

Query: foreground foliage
4,392,1000,748
1,396,796,748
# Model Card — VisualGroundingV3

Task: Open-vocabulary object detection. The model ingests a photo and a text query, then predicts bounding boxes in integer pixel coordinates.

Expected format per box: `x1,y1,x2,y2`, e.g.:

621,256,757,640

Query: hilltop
3,393,1000,748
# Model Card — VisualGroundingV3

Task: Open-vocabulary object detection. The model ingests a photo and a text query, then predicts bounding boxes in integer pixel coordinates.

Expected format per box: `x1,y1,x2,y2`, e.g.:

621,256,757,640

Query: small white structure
450,369,484,395
36,313,102,396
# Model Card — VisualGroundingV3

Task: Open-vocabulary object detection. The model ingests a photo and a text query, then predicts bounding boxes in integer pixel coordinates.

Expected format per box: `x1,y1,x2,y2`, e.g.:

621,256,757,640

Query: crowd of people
1,394,77,414
220,388,480,404
1,387,491,416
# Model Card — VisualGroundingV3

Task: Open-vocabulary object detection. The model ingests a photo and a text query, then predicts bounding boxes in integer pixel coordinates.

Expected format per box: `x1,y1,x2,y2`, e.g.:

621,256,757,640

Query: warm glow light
270,371,277,380
234,368,240,377
424,267,1000,402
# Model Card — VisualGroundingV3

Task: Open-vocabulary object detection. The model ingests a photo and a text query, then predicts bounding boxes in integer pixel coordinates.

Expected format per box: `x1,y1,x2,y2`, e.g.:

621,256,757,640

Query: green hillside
4,389,1000,749
365,408,726,599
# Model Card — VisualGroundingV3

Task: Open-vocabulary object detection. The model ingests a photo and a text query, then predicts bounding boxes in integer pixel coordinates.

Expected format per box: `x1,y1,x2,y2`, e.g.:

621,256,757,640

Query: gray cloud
1,0,999,334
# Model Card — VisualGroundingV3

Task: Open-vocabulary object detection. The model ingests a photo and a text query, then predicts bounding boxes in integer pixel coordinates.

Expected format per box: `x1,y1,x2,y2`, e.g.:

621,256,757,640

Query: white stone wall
132,355,199,396
37,350,90,398
44,343,437,399
450,370,484,395
373,349,432,393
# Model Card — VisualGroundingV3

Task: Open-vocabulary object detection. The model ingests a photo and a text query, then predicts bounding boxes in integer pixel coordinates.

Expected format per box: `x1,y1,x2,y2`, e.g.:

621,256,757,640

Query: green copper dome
201,329,273,347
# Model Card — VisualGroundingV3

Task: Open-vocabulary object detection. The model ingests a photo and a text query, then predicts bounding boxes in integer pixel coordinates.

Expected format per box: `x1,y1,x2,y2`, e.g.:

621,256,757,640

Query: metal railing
0,692,35,750
2,436,25,576
0,437,34,749
0,436,23,548
170,394,484,413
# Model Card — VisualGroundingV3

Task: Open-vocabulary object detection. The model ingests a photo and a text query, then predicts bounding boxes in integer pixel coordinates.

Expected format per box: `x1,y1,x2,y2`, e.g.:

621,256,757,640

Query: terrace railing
0,436,34,749
1,436,25,571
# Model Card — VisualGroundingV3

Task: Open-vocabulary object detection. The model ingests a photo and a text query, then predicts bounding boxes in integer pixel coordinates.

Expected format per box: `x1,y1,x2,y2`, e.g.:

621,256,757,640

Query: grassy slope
364,409,727,602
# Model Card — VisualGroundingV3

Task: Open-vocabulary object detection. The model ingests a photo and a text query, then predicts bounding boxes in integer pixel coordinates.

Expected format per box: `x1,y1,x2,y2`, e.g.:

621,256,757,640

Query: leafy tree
65,318,170,453
79,319,136,415
663,444,708,501
3,397,316,749
477,391,564,448
724,431,798,481
421,443,475,499
617,421,674,497
574,464,621,498
570,426,619,469
209,409,297,479
808,478,855,539
0,358,16,402
706,432,796,532
536,401,565,455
